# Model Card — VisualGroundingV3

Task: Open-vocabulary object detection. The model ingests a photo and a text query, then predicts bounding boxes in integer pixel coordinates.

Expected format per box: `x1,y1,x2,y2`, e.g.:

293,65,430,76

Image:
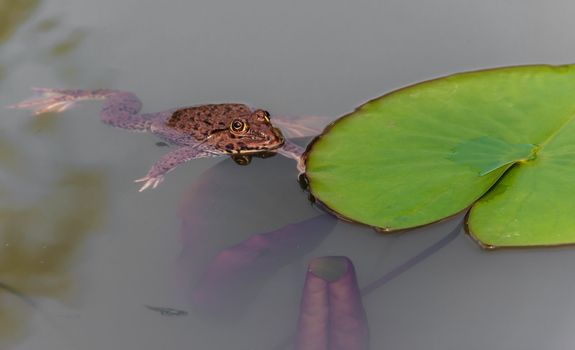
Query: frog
9,88,308,191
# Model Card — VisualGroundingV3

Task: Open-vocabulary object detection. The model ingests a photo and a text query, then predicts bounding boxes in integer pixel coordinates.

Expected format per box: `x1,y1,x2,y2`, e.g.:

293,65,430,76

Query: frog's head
212,109,285,154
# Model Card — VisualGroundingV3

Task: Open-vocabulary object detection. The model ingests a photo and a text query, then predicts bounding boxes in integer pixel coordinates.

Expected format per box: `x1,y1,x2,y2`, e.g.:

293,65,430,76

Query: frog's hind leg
8,88,152,132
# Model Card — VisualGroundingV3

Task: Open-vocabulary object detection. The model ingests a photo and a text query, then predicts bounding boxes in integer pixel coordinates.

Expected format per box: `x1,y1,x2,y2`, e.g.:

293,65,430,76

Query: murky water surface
2,1,575,349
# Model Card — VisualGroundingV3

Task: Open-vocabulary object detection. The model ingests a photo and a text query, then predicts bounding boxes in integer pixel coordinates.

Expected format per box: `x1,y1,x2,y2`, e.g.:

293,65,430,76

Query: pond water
2,0,575,349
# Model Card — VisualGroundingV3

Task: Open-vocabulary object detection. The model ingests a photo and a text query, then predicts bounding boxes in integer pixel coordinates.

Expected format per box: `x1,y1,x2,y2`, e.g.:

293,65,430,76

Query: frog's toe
7,88,78,115
12,101,69,115
8,98,72,115
135,175,164,192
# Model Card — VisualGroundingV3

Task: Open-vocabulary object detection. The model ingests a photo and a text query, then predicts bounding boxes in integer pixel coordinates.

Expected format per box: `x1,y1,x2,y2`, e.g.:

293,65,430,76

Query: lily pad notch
302,64,575,249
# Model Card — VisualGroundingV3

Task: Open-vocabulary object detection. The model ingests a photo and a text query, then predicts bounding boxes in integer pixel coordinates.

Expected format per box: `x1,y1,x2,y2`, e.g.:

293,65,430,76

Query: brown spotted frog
9,88,308,191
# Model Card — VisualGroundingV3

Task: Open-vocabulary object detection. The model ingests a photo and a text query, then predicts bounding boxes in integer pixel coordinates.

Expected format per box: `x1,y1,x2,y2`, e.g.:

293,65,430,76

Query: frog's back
167,104,251,141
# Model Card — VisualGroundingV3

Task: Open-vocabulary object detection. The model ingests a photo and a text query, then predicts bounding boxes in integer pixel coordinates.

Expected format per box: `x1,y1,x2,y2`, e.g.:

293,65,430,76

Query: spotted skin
166,104,250,140
9,89,286,191
165,104,284,154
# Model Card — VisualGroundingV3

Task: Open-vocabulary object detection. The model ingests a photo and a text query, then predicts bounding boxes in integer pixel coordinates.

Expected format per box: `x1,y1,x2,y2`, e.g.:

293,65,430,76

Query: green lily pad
448,136,536,176
303,64,575,248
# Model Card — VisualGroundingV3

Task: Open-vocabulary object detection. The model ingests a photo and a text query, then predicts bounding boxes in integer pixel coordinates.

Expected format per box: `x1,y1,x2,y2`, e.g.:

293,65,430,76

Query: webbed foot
7,88,104,115
134,146,222,192
134,175,165,192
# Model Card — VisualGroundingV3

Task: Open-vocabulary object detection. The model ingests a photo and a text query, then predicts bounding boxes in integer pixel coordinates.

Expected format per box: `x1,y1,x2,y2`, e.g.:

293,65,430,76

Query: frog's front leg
277,139,306,173
135,146,222,191
9,88,151,132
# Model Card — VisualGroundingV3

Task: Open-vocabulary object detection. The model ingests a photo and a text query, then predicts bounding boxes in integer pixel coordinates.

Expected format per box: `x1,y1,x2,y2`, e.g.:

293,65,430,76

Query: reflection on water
0,0,40,45
0,0,40,82
0,299,27,350
32,17,61,34
0,169,106,348
0,0,89,88
47,29,86,58
0,3,102,347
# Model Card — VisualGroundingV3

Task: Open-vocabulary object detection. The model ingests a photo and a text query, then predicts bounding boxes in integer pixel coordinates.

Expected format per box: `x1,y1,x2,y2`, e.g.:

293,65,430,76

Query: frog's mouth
232,130,285,154
216,126,285,155
265,127,285,149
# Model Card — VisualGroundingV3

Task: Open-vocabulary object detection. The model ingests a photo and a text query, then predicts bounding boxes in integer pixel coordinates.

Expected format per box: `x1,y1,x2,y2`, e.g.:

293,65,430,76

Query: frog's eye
230,119,248,133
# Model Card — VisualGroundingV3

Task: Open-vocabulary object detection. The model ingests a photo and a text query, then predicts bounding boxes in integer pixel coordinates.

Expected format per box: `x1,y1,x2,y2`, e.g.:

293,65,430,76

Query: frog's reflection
0,170,105,348
231,151,278,166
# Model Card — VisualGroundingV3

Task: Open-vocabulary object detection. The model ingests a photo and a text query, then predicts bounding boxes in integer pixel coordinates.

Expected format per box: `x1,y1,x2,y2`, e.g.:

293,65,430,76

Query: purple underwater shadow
295,256,369,350
175,150,335,318
176,152,305,287
275,220,463,350
174,135,463,346
191,214,336,316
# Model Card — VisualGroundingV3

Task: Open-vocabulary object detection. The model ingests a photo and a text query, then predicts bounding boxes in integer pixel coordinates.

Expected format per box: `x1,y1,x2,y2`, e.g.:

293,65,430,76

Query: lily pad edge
301,63,575,249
